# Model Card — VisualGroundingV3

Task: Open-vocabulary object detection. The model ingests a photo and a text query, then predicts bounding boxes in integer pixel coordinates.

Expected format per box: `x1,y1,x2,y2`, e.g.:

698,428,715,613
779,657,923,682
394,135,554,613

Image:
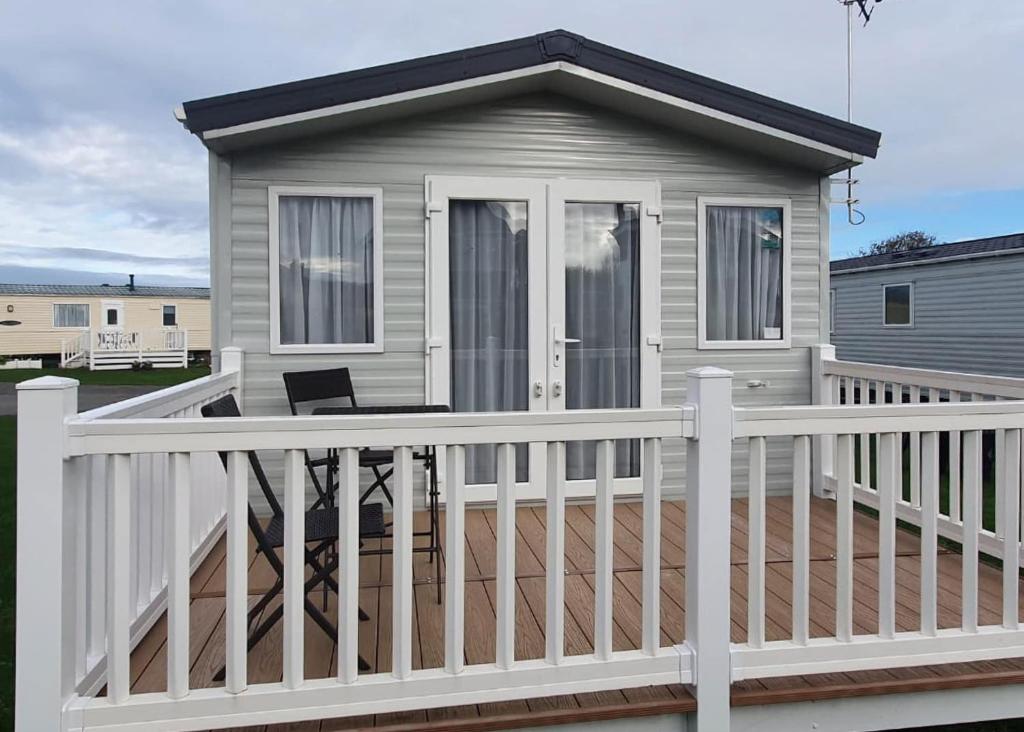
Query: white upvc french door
426,175,661,501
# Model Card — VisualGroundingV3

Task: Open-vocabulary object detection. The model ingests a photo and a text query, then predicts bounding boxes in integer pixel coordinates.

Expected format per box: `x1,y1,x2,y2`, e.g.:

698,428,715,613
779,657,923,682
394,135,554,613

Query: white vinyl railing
16,348,242,731
16,351,1024,731
733,397,1024,681
818,352,1024,562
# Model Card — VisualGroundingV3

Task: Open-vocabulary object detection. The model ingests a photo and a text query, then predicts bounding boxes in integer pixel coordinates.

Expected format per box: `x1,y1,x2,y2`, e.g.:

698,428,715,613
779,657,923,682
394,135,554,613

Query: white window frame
52,303,90,329
696,195,792,350
161,303,178,328
830,288,837,335
100,300,124,331
268,185,385,354
882,282,914,328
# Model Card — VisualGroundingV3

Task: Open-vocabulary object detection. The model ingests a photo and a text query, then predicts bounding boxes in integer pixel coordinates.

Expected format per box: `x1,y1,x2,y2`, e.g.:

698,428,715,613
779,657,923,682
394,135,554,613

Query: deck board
120,497,1024,731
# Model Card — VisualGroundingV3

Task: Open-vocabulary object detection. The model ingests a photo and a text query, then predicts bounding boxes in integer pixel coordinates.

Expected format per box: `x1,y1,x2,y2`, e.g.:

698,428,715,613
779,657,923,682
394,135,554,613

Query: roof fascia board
832,247,1024,276
200,61,863,165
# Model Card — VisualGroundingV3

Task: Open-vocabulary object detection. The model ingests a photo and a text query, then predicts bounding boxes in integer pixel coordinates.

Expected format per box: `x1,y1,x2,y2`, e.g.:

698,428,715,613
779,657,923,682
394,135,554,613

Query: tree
859,231,938,256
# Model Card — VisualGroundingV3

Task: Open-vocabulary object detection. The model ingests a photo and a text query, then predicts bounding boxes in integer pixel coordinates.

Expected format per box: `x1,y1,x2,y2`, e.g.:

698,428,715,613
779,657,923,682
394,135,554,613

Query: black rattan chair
282,367,443,602
201,394,382,676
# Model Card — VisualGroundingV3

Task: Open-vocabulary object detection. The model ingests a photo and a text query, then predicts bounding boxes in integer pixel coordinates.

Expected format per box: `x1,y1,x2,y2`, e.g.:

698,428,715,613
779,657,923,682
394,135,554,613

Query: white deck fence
61,328,190,369
14,348,1024,731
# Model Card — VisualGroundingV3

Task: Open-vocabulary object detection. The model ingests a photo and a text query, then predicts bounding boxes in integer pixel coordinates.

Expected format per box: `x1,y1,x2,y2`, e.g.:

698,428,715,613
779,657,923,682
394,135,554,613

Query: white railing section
735,389,1024,681
818,353,1024,562
16,357,710,732
15,348,243,732
61,331,90,367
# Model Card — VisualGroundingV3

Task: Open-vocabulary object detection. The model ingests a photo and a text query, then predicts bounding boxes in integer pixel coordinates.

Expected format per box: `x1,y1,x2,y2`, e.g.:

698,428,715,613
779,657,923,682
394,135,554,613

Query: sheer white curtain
705,206,783,341
564,203,641,479
449,201,529,484
278,195,374,345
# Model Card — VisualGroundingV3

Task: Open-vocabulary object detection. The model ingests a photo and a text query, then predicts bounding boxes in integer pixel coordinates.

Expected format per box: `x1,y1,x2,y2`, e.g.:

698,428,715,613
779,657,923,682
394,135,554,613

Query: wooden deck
124,497,1024,731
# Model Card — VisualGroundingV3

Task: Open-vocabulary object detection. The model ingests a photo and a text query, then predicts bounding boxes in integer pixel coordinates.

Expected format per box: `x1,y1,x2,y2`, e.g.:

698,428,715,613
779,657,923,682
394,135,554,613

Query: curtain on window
53,304,90,328
564,203,641,479
705,206,783,341
278,195,374,345
449,200,529,484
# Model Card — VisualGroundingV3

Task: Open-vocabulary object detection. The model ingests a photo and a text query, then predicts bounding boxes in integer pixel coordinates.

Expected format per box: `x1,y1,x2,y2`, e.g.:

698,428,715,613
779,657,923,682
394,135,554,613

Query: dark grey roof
0,284,210,299
831,233,1024,273
181,29,881,158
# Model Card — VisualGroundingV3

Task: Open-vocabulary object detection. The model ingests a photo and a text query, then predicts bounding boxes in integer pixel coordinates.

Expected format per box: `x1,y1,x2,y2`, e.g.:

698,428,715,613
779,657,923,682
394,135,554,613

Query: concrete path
0,382,163,416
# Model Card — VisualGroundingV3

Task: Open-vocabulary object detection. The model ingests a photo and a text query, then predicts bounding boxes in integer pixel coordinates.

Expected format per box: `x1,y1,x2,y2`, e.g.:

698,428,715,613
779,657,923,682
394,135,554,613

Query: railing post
684,367,733,731
812,344,837,498
220,346,244,406
16,376,79,731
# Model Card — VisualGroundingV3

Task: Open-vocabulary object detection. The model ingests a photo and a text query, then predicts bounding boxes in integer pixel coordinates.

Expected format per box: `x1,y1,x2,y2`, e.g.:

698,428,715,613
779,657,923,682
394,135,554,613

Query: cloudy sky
0,1,1021,285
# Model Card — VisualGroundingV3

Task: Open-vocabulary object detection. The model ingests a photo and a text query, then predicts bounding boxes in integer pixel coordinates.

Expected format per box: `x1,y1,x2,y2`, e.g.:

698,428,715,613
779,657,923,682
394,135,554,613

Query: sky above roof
0,1,1021,285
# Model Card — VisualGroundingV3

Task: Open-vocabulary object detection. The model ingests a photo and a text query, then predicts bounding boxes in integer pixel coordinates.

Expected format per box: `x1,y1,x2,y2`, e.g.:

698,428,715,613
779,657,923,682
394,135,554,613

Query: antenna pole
846,0,855,223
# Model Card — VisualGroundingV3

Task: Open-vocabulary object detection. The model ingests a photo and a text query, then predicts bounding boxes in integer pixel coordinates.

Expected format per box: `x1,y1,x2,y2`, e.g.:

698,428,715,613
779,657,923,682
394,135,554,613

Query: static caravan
831,232,1024,376
23,30,1024,732
0,280,211,368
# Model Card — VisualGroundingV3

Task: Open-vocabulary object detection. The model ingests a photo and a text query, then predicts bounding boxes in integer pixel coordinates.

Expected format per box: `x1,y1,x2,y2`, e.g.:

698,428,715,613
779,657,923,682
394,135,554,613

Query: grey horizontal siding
221,93,825,504
831,253,1024,377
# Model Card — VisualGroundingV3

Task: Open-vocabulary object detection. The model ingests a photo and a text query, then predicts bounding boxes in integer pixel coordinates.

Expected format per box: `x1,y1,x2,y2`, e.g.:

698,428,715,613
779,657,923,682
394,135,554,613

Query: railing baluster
747,436,767,648
445,445,466,674
594,440,614,661
167,452,190,699
283,449,305,689
920,432,939,636
107,453,131,704
792,435,810,645
496,443,516,669
909,385,921,508
893,384,904,502
836,434,854,642
546,442,566,665
878,432,897,639
225,451,248,693
338,447,361,683
641,437,661,656
962,429,982,633
859,381,870,491
996,425,1006,538
88,455,107,661
950,390,962,522
1002,430,1020,630
393,446,414,679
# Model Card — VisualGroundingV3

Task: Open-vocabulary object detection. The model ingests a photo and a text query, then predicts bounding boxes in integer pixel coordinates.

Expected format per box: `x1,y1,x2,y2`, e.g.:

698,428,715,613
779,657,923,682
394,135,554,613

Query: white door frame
425,175,662,502
100,300,125,331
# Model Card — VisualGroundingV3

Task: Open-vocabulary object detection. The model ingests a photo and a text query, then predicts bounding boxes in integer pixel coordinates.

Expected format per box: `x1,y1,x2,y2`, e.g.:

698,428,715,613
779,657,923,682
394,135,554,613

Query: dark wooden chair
201,394,382,676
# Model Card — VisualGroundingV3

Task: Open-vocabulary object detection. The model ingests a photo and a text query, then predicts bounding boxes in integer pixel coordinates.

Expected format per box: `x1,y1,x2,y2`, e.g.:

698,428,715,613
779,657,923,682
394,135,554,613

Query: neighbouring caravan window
53,303,90,328
269,186,384,354
162,304,177,327
697,197,792,349
830,288,837,335
883,283,913,326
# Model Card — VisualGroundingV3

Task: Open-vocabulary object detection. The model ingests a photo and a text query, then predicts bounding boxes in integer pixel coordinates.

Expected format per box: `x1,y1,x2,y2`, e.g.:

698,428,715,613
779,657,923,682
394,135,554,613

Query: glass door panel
448,200,530,484
563,202,641,480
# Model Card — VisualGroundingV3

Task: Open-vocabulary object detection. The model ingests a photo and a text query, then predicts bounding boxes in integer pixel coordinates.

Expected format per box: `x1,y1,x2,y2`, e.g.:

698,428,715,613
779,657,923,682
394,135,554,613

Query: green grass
0,365,210,386
0,416,14,730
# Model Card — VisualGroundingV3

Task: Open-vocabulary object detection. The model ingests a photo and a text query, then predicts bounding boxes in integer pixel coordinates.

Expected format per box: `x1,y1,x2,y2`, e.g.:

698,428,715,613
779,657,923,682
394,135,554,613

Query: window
53,303,89,328
162,304,177,327
883,283,913,327
106,308,118,326
697,197,792,349
268,186,384,354
830,288,837,335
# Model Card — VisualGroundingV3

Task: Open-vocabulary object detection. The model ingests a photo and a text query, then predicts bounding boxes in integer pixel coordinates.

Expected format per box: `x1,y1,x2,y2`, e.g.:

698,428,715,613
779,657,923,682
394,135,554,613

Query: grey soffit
831,232,1024,274
0,284,211,299
180,29,881,158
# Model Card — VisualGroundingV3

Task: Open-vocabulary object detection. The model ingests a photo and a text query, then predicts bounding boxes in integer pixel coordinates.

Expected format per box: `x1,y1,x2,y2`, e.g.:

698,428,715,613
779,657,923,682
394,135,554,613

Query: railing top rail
75,370,238,422
735,399,1024,438
824,358,1024,398
65,405,693,457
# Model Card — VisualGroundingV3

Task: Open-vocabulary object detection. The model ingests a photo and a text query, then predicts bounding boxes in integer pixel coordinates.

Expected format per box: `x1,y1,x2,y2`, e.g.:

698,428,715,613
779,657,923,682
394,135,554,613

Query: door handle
552,325,580,367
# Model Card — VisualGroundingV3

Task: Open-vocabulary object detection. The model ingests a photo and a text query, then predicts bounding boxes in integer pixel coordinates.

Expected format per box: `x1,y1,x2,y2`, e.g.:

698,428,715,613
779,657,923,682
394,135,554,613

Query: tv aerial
834,0,881,225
